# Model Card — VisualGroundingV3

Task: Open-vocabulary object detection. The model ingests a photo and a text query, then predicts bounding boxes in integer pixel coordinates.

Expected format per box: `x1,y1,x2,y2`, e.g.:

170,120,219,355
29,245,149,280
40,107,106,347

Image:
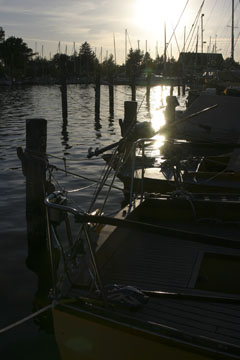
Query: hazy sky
0,0,238,63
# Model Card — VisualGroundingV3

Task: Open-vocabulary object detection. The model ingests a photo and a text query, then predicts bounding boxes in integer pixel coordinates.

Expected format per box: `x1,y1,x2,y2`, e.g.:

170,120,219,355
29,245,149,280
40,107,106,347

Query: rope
170,190,197,220
68,183,97,193
88,146,121,213
200,168,228,184
0,304,54,334
47,153,103,163
49,165,123,191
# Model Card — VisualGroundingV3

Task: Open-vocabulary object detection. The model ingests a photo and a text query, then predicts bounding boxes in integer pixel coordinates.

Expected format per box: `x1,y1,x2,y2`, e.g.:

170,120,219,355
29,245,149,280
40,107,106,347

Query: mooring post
119,101,137,137
131,82,136,101
109,81,114,117
95,68,101,119
60,57,68,120
177,79,181,96
146,72,151,111
130,73,136,101
182,81,186,96
17,118,47,272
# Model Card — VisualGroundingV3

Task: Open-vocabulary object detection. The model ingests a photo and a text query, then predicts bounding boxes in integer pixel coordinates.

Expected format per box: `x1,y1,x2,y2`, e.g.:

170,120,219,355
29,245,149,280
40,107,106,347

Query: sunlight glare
135,0,183,34
153,134,165,149
149,86,171,151
151,109,165,132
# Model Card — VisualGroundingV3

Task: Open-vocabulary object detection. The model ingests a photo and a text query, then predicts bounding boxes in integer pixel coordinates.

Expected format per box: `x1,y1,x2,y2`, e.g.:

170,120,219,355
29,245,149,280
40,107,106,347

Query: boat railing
44,191,108,303
128,138,155,213
127,137,188,213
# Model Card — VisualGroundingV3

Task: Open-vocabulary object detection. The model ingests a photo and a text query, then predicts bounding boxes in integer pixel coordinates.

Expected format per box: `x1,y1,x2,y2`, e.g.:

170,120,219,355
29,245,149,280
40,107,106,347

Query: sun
134,0,184,35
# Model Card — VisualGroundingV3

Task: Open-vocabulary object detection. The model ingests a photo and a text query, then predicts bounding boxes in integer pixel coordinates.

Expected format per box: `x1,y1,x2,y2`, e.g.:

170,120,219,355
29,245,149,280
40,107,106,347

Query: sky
0,0,239,64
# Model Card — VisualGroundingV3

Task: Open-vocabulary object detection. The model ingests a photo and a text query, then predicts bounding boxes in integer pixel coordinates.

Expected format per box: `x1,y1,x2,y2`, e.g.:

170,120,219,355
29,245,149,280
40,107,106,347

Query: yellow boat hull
53,307,218,360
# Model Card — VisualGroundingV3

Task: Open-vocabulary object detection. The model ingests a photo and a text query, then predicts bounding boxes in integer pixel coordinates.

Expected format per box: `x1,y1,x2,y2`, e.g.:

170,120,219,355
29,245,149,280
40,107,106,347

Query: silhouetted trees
0,36,34,79
2,25,239,84
125,49,143,80
79,41,98,76
0,26,5,42
102,54,116,81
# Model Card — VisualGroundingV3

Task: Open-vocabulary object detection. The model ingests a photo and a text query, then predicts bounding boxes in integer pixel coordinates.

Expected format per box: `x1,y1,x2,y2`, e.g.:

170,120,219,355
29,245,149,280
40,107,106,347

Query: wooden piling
177,79,181,96
131,83,136,101
170,86,174,96
119,101,137,137
60,57,68,120
17,118,47,272
109,82,114,117
61,79,68,120
182,81,186,96
95,70,101,119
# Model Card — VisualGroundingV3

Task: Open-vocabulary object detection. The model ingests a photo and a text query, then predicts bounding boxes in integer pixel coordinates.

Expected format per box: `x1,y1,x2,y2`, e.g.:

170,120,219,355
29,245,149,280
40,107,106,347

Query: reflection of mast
231,0,234,60
73,42,76,74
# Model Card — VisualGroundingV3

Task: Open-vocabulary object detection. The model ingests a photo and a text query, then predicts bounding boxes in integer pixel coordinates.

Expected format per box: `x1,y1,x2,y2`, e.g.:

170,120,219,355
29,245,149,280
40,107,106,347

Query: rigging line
185,5,203,52
67,183,97,193
204,0,218,27
49,171,85,213
0,304,54,334
234,31,240,47
137,91,147,114
88,145,120,211
49,164,123,191
184,1,204,52
189,30,199,53
88,157,117,213
172,25,181,55
217,0,240,41
166,0,190,52
99,151,125,214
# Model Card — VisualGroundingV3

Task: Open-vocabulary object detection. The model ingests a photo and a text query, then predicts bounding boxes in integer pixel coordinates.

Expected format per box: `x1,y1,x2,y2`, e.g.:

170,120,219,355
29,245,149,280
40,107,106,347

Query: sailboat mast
113,33,117,65
125,29,127,64
164,22,167,72
231,0,234,60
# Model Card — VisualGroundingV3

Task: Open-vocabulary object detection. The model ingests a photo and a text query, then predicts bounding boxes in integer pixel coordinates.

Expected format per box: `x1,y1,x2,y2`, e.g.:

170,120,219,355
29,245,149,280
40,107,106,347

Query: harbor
2,0,240,359
0,84,180,359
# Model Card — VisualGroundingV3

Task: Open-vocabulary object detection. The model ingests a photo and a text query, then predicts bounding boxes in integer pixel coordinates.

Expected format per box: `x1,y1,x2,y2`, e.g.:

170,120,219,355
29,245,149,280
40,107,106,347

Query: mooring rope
47,153,103,163
49,165,123,191
0,304,54,334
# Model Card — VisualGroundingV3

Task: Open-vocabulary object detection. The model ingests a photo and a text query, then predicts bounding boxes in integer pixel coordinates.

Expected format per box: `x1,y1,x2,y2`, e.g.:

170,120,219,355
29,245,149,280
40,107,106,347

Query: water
0,84,185,359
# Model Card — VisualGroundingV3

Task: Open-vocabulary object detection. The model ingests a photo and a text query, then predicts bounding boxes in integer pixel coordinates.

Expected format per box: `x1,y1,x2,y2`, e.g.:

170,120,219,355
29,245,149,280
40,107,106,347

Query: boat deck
95,201,240,351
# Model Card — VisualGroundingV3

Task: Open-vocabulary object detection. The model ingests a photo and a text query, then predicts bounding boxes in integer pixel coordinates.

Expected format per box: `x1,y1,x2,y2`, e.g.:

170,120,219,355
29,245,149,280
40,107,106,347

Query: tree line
0,26,182,84
0,26,239,84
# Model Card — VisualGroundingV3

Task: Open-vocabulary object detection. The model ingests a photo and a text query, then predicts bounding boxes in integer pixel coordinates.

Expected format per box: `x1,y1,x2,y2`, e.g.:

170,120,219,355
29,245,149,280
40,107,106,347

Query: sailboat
45,135,240,359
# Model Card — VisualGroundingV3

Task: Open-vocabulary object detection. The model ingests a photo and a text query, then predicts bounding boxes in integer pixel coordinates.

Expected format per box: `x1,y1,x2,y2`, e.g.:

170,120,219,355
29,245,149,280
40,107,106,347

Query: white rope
0,303,54,334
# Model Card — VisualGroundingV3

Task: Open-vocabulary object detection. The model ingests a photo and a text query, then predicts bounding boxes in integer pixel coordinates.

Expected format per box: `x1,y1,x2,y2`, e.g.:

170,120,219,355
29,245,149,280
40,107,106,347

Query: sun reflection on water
148,86,170,154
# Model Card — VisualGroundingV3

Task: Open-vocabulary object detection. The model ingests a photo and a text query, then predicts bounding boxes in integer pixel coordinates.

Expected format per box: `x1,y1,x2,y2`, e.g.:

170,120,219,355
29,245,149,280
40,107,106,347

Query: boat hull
53,306,227,360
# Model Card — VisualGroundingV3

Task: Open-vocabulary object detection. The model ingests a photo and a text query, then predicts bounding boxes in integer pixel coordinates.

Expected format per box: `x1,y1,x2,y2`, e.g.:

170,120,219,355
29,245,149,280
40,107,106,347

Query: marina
2,0,240,359
42,85,240,358
0,84,178,359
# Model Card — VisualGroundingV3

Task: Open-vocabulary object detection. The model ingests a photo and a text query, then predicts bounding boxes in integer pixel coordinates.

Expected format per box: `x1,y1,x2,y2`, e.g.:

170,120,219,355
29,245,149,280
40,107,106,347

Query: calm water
0,84,186,358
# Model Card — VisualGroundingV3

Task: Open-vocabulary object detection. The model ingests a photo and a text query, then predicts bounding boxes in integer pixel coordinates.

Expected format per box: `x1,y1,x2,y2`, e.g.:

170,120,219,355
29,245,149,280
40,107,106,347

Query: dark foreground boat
103,138,240,196
43,92,240,359
45,183,240,359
